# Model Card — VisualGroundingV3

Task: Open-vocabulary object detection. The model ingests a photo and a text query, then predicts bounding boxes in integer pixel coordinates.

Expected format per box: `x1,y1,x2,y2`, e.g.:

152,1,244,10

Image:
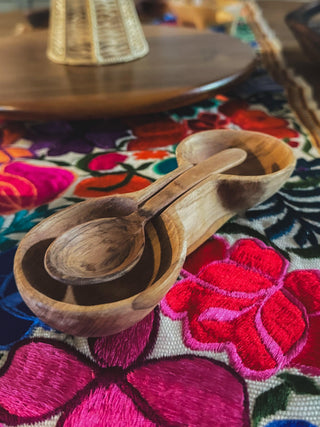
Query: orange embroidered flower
133,150,170,160
74,173,151,198
0,147,33,165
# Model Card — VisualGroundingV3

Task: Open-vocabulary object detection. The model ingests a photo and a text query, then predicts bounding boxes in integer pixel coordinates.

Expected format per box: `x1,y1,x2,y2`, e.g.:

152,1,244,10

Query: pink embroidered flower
0,161,76,214
161,238,310,380
0,309,250,426
88,153,128,171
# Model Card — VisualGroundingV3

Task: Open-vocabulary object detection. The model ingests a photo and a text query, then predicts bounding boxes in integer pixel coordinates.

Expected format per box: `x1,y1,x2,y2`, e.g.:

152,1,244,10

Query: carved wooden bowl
14,130,295,337
14,209,186,337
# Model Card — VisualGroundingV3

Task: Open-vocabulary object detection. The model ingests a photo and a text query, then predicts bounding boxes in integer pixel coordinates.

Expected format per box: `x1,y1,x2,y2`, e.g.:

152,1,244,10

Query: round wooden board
0,25,256,120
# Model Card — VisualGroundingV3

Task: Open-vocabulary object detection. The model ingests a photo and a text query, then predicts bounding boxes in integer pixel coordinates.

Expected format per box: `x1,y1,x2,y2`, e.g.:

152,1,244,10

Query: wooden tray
0,25,256,120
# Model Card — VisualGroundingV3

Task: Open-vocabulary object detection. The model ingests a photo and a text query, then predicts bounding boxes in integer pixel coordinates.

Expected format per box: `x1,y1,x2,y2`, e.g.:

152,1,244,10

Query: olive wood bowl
14,130,296,337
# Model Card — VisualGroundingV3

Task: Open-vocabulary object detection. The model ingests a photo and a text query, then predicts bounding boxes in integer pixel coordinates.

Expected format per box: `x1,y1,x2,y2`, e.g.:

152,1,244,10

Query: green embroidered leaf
136,162,153,171
285,176,320,189
278,373,320,395
76,153,100,171
47,160,71,167
117,138,134,150
302,138,312,154
63,197,85,203
287,245,320,259
252,383,291,427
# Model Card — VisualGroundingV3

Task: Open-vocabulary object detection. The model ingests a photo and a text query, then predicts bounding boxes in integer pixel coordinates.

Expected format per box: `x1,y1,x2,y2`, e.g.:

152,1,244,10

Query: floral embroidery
152,157,178,175
0,122,26,147
27,120,130,156
74,172,152,197
87,153,128,171
133,150,170,160
0,309,250,426
0,248,46,349
187,111,230,132
126,115,188,150
0,162,76,215
0,123,33,165
252,372,320,427
219,99,299,140
0,147,33,165
246,158,320,252
265,421,318,427
162,238,312,379
0,205,65,251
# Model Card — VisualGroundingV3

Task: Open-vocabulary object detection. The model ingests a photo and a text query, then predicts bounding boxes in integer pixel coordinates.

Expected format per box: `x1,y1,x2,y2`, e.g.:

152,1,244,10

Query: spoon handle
134,162,192,206
138,148,247,222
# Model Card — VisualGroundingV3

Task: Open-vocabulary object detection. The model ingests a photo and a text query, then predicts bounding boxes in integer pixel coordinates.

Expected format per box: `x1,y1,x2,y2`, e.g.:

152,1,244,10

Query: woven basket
47,0,149,65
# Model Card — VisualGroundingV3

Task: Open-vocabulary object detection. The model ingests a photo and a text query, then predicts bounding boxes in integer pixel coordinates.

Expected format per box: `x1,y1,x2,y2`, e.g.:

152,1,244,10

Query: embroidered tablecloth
0,3,319,426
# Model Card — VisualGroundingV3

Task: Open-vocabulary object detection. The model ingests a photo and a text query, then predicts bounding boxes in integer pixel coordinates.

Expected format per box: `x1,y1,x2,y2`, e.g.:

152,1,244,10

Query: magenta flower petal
59,384,155,427
4,161,75,205
88,153,128,171
127,356,249,427
89,309,157,369
0,339,95,423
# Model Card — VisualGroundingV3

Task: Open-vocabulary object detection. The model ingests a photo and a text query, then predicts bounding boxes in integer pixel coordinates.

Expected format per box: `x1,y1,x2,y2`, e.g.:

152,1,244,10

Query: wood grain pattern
13,130,296,337
0,25,256,120
172,129,296,253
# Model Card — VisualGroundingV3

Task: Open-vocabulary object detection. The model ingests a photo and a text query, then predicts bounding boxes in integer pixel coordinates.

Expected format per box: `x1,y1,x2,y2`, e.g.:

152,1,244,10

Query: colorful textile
0,5,319,427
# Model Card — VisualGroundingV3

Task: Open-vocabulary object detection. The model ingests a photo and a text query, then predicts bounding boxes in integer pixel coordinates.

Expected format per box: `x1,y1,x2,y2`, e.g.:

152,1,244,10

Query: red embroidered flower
187,112,230,132
286,271,320,374
162,238,311,380
0,161,76,214
219,99,299,140
126,116,187,150
0,310,249,426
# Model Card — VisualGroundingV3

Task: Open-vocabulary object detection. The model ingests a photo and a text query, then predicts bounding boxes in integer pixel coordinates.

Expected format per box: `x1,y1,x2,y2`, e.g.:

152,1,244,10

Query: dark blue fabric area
0,248,48,349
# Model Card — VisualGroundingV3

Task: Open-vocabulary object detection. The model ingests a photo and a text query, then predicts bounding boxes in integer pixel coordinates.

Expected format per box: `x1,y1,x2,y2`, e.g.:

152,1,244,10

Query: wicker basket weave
47,0,149,65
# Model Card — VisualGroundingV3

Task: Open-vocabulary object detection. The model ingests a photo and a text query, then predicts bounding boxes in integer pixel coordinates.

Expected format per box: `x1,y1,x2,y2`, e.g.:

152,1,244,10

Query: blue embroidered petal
0,248,48,349
265,421,318,427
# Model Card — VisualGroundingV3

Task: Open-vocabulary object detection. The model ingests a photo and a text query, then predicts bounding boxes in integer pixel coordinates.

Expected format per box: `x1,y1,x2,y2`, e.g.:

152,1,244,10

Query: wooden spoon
44,148,246,285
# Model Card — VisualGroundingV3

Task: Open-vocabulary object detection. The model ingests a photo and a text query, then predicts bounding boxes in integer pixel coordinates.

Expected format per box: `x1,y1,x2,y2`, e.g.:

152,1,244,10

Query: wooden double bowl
14,130,295,337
